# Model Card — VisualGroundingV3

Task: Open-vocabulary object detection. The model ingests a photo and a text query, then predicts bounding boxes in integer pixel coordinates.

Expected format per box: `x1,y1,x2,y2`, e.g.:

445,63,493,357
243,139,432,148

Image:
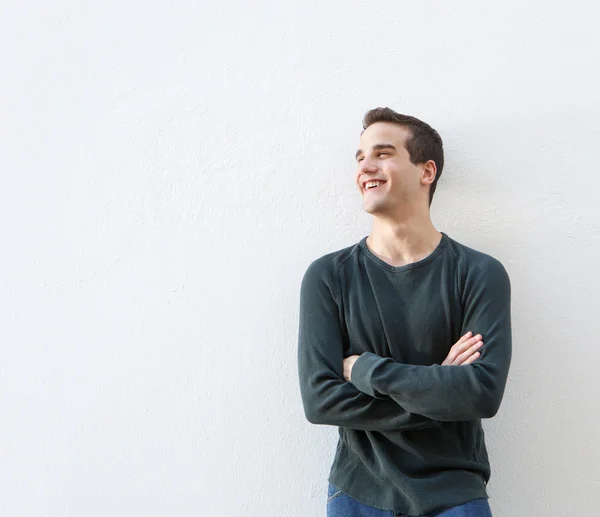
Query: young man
297,108,512,517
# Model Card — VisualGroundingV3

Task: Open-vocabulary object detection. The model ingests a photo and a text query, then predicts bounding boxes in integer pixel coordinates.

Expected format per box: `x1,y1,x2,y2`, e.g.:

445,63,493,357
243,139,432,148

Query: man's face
354,122,424,215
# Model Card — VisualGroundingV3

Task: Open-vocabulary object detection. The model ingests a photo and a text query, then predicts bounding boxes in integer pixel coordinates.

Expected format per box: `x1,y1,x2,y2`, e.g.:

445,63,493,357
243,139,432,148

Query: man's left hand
343,355,361,382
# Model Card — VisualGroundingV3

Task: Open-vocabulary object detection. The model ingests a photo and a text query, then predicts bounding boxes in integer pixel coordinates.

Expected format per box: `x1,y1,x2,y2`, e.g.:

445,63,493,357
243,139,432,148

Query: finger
461,351,481,365
457,334,482,352
454,331,473,346
454,341,484,365
448,335,481,362
444,333,482,365
453,341,483,365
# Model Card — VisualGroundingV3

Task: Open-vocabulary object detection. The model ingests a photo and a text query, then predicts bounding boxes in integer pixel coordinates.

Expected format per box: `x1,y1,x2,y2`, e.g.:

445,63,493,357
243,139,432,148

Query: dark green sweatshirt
297,232,512,516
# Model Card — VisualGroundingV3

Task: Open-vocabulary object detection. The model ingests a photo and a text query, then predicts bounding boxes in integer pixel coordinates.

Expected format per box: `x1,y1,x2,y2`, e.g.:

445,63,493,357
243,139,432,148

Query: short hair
362,107,444,205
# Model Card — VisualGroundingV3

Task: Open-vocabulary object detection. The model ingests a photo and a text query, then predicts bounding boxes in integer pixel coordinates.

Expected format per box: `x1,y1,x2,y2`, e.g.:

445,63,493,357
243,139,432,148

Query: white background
2,1,599,516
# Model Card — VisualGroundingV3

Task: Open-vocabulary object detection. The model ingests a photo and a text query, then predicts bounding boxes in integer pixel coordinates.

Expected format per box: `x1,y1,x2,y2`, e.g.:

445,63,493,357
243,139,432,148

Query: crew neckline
359,232,449,272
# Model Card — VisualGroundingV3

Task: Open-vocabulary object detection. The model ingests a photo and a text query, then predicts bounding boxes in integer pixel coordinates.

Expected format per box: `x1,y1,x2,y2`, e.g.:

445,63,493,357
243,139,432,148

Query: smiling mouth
363,181,387,193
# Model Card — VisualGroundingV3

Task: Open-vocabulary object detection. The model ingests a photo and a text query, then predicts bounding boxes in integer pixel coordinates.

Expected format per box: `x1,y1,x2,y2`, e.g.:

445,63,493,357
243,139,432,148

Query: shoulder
445,235,510,285
301,241,361,287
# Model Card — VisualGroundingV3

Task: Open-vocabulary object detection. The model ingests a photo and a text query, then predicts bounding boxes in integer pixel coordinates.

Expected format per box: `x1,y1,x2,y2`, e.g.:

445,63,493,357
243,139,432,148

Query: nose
358,156,378,174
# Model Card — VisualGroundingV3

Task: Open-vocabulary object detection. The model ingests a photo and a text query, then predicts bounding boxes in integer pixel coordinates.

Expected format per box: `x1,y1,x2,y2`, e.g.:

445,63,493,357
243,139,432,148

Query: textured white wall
2,1,599,516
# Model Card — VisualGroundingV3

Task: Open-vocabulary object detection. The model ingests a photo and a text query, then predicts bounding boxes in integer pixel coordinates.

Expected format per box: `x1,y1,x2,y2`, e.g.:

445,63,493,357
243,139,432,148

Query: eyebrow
355,144,397,159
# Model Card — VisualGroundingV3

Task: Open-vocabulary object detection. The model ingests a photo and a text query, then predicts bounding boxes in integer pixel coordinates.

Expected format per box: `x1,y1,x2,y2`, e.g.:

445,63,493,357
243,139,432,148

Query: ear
420,160,437,186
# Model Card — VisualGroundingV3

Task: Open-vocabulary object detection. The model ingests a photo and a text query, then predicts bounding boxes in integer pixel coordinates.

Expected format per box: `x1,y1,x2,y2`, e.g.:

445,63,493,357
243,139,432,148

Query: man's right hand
441,331,484,366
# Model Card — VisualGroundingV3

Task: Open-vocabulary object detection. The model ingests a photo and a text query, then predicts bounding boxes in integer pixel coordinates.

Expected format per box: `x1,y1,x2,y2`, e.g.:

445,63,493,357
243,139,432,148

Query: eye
378,152,388,157
357,157,364,163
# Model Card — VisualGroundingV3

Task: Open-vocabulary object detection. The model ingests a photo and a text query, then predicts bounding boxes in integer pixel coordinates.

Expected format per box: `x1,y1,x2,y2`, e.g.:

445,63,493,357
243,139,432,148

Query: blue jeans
327,483,493,517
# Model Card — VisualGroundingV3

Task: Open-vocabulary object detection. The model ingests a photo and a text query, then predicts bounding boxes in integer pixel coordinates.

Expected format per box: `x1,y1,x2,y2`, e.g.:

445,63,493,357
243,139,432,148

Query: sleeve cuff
350,352,386,399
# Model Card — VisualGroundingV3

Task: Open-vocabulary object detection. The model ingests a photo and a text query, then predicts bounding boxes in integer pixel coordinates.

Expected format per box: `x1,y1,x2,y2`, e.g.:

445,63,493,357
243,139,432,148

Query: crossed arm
297,257,512,429
297,259,439,431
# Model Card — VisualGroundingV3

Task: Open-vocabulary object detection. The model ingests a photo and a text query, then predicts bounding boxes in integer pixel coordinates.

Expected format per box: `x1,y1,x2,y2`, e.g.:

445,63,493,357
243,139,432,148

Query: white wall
2,1,599,516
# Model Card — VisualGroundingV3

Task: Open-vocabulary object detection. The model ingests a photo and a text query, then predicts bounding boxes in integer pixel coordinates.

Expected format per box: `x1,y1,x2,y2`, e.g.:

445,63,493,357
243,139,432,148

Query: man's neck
366,213,442,268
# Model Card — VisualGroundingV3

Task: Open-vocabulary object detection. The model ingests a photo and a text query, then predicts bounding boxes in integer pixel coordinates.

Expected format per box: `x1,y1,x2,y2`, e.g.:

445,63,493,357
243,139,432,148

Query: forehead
358,122,410,150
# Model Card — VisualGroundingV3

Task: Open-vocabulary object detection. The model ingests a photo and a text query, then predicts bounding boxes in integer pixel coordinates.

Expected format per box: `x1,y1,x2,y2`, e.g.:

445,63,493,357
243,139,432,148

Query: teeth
365,181,384,189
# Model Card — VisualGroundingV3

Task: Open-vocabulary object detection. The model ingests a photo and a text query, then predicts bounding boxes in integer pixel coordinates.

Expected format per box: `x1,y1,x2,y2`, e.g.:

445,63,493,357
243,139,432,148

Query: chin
363,199,387,214
363,204,381,215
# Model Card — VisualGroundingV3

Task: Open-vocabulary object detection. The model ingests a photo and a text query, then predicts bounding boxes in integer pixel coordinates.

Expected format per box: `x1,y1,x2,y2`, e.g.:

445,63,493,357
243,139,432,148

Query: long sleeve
297,259,440,431
350,256,512,421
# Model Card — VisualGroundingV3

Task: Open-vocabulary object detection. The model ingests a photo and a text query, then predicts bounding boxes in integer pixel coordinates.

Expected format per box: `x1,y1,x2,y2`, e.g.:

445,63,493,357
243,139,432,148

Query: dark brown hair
362,107,444,205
